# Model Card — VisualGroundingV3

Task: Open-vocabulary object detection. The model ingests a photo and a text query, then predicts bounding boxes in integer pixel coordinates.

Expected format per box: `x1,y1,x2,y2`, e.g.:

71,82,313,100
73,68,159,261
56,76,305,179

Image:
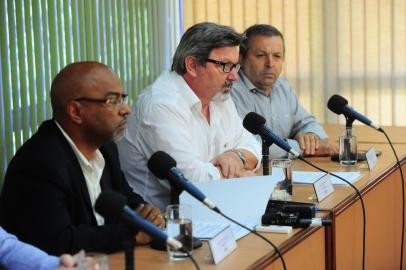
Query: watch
230,149,248,166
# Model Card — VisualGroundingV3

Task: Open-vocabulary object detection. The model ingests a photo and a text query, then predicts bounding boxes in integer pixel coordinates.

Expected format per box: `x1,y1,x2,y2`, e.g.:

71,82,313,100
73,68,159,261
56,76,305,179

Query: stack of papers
180,175,278,240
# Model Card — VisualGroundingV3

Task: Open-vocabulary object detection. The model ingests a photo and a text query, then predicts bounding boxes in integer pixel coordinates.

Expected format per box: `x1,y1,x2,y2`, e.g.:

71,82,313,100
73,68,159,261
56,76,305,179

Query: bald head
50,61,119,120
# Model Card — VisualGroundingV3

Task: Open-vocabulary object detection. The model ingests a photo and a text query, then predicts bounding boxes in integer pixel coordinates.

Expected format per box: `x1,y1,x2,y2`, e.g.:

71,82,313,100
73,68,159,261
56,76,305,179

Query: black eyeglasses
75,93,128,106
206,58,241,73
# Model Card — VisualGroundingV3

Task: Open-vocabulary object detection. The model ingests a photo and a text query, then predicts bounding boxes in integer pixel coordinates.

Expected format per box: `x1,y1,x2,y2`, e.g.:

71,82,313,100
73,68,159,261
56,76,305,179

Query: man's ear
184,56,198,77
67,101,83,124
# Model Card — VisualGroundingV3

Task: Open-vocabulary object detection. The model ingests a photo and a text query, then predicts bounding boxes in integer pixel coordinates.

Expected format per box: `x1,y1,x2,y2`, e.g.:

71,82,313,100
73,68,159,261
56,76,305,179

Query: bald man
0,62,163,255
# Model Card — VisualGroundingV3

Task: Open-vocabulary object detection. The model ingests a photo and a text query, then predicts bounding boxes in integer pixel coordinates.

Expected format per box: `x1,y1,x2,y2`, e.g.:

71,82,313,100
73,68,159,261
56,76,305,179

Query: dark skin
51,62,164,244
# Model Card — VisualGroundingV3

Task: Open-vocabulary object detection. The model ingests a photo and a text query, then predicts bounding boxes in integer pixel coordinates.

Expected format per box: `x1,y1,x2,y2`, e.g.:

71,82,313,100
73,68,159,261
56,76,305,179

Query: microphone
148,153,287,269
327,94,382,131
95,191,182,250
243,112,300,158
148,151,219,212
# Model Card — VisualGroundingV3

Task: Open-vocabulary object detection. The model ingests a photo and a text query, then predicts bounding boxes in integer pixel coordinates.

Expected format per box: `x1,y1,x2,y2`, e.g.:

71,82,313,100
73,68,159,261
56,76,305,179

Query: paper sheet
180,175,278,240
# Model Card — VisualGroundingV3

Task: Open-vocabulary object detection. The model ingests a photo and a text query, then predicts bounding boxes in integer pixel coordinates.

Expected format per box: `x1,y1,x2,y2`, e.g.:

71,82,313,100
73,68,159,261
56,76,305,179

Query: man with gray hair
231,24,336,158
117,22,261,211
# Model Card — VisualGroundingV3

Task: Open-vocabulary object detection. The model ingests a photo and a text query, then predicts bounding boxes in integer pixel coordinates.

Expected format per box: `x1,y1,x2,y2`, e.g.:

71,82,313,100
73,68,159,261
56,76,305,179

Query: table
109,127,406,270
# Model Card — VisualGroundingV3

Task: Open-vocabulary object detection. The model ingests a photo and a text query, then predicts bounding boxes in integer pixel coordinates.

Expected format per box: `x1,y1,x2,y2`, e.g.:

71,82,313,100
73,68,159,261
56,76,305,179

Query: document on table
290,170,362,186
180,175,278,240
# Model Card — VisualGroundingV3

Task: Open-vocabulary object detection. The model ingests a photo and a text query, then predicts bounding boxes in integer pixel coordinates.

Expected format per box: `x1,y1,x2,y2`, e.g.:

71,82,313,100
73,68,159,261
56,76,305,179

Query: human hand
313,141,338,157
135,204,165,245
294,133,320,156
56,250,100,270
212,151,245,179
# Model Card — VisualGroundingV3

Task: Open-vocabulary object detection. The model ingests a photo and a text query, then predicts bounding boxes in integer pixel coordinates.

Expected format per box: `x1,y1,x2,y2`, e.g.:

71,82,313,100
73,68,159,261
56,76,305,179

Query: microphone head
243,112,266,135
147,151,177,179
327,95,348,115
95,190,127,219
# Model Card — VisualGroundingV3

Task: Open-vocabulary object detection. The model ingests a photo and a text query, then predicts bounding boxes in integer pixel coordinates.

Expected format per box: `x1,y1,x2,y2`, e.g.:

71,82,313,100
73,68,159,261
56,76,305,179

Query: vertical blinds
183,0,406,127
0,0,181,185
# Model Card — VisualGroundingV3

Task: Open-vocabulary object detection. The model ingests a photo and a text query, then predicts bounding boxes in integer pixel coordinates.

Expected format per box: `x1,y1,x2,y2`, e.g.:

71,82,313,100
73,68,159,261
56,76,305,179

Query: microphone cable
298,157,366,270
381,130,405,270
214,209,287,270
184,249,200,270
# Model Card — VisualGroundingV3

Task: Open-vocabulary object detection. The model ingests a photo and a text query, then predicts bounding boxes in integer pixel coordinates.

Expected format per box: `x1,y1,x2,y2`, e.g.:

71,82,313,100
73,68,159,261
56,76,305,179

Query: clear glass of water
270,158,293,201
76,252,109,270
166,204,193,260
339,127,357,166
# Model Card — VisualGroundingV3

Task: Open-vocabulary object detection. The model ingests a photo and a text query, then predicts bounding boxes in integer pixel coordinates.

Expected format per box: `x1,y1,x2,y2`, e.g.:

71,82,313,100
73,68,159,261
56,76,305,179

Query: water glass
166,204,193,260
76,252,109,270
339,127,357,166
270,158,293,201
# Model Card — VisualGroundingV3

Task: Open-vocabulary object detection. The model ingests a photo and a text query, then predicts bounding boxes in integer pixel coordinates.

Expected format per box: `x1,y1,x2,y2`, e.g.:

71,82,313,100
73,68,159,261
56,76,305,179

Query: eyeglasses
75,92,128,106
206,58,241,73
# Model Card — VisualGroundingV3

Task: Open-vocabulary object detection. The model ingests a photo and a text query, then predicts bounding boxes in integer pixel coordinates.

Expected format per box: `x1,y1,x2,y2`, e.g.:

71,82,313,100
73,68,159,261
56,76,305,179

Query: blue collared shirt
0,226,59,270
231,72,328,158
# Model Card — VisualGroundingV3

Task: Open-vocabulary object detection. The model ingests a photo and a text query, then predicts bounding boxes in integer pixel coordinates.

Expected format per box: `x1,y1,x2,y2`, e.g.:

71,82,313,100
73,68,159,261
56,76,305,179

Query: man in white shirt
117,22,261,211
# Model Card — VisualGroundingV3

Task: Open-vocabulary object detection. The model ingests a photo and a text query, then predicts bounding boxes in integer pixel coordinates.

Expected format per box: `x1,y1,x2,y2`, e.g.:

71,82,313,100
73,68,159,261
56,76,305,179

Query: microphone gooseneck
243,112,300,158
327,94,382,132
95,191,182,250
148,151,218,211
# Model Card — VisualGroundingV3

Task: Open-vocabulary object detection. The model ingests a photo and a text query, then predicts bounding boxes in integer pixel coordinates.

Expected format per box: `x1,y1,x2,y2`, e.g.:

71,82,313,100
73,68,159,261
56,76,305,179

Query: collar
54,121,104,170
168,71,202,110
239,71,277,96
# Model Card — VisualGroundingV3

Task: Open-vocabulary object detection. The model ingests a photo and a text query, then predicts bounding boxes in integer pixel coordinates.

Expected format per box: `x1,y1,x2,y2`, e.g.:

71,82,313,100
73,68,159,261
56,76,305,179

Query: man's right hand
212,151,246,179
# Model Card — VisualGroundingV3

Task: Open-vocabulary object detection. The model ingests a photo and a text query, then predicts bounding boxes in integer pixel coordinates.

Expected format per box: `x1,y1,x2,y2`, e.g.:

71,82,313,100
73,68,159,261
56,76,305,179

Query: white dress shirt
117,71,261,211
55,121,105,225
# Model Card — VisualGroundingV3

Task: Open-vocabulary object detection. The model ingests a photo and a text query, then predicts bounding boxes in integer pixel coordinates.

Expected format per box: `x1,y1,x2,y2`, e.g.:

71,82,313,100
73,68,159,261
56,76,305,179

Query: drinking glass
339,127,357,166
270,158,293,201
166,204,193,260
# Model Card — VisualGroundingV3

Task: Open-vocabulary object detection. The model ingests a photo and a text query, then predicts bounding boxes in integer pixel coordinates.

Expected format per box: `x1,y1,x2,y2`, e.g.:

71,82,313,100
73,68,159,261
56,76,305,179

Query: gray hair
240,24,285,58
171,22,242,75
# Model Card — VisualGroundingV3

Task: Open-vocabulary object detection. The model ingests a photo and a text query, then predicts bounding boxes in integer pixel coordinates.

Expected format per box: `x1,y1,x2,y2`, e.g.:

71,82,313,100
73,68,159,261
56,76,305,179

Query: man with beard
232,24,336,158
0,62,164,255
117,22,261,211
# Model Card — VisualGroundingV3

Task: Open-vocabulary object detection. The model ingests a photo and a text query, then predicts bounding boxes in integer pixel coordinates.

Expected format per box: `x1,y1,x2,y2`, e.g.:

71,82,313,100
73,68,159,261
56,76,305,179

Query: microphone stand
262,139,273,175
343,117,355,162
123,226,136,270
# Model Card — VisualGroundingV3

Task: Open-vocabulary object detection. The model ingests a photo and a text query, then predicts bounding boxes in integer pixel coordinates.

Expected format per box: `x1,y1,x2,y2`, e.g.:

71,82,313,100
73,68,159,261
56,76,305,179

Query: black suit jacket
0,120,145,255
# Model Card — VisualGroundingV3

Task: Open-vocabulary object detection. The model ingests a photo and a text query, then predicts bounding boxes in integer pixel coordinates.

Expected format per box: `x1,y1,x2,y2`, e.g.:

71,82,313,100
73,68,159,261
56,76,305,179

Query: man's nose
227,68,239,81
119,103,131,116
265,56,274,68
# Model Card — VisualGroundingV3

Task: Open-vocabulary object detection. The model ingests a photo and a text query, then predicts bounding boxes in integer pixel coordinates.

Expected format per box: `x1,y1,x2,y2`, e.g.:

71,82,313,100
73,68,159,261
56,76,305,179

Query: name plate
313,173,334,202
208,225,237,264
366,147,378,171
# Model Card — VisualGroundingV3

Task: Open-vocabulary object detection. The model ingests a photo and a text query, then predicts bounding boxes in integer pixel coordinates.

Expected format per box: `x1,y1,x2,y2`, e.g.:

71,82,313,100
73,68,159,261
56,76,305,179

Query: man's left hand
135,204,165,245
294,133,320,156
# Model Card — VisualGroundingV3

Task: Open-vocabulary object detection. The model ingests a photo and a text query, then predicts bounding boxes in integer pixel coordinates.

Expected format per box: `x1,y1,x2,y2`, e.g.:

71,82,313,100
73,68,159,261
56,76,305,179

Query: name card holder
313,173,334,202
208,225,237,264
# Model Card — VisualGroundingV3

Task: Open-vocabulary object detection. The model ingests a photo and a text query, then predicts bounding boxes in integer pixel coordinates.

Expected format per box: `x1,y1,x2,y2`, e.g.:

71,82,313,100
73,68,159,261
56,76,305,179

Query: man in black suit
0,62,164,255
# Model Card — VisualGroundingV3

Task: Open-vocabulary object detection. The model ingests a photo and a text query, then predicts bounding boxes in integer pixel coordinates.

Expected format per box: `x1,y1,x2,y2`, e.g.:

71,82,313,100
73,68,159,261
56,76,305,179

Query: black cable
381,130,405,270
184,249,200,270
298,157,366,270
216,210,287,270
